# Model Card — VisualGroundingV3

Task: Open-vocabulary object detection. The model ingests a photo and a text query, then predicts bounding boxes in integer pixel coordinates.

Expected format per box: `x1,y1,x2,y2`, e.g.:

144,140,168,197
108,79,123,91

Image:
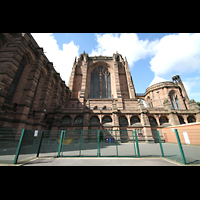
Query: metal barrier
0,127,199,165
162,126,200,165
0,128,23,164
58,130,138,158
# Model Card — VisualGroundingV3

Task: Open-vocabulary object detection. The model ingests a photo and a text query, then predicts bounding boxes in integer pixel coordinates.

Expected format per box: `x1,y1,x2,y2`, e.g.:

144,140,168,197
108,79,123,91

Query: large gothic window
169,91,181,110
90,66,111,99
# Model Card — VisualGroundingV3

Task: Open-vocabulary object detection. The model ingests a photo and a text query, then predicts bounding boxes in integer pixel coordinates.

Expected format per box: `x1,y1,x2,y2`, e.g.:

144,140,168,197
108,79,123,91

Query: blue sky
31,33,200,102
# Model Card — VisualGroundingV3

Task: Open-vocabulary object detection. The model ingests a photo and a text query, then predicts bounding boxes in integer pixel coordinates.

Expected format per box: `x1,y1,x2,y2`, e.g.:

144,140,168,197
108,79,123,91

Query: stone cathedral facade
0,33,199,142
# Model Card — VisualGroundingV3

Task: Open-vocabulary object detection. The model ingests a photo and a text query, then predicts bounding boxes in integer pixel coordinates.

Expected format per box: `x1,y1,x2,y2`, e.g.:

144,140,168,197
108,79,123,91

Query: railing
0,126,199,165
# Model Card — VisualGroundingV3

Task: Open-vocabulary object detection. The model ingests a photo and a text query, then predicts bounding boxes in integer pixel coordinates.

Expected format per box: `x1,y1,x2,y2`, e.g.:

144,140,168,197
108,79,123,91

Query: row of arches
149,115,196,126
61,114,197,127
61,115,141,126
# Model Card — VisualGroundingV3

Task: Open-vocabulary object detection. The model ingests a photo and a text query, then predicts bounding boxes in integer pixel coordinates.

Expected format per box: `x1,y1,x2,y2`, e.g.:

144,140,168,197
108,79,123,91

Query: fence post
79,130,83,157
13,129,25,164
174,129,186,165
132,130,137,157
134,129,140,157
61,130,66,157
115,130,118,157
57,130,64,158
97,130,100,157
36,130,44,157
157,130,164,157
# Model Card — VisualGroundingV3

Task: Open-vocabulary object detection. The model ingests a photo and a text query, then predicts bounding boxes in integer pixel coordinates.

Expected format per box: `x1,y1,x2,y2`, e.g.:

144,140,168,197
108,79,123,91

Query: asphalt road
21,157,180,166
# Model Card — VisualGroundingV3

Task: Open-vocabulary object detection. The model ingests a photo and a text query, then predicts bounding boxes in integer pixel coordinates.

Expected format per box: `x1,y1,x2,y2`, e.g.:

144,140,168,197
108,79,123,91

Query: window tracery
169,91,181,110
90,66,111,99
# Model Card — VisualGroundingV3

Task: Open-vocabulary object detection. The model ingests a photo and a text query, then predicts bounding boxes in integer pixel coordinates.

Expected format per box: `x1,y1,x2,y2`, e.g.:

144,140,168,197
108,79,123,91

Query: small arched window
119,116,128,126
149,116,158,127
90,116,100,125
93,106,98,110
74,116,83,125
62,116,72,125
130,116,140,125
102,116,112,124
178,116,185,124
187,116,196,123
159,116,169,125
102,106,107,110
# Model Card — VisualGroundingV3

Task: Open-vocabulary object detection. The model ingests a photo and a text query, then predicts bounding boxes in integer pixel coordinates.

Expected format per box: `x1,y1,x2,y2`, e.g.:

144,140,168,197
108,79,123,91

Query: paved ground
21,157,180,166
1,142,200,165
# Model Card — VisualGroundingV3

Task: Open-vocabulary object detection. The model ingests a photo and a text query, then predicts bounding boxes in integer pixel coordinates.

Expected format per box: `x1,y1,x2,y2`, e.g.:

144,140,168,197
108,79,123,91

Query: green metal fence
58,130,138,158
0,128,199,165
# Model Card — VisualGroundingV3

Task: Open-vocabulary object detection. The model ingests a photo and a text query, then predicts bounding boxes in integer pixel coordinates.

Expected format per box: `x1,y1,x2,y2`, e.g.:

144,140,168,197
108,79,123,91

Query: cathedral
0,33,200,142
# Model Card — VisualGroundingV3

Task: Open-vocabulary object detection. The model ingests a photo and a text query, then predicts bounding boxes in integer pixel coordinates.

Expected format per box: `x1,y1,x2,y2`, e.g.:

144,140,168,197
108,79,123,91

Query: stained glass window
90,66,111,99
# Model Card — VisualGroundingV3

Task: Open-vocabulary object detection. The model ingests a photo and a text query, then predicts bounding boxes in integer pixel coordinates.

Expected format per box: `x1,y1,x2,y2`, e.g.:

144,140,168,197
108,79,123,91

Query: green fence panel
0,128,23,164
117,130,136,157
61,130,82,157
39,130,61,158
17,129,44,164
100,129,117,157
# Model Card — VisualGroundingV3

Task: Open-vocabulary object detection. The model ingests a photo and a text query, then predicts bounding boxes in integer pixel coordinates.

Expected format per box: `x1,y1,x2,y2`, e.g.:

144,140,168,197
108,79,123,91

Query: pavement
21,157,180,166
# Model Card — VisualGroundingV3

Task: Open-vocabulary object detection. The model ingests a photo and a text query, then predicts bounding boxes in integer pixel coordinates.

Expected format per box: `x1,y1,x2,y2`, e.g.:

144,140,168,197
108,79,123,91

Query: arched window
90,66,111,99
102,106,107,110
119,116,128,126
178,116,185,124
147,96,153,108
169,91,181,110
90,116,100,125
61,116,72,125
149,116,158,127
93,106,98,110
5,56,27,104
102,116,112,124
159,116,169,125
130,116,140,125
187,116,196,123
74,116,83,125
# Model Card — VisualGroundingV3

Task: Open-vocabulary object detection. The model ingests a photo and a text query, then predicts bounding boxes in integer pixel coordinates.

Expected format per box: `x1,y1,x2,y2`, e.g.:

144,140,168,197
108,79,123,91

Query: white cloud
182,76,200,101
90,33,200,102
149,33,200,76
90,33,158,67
31,33,79,85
